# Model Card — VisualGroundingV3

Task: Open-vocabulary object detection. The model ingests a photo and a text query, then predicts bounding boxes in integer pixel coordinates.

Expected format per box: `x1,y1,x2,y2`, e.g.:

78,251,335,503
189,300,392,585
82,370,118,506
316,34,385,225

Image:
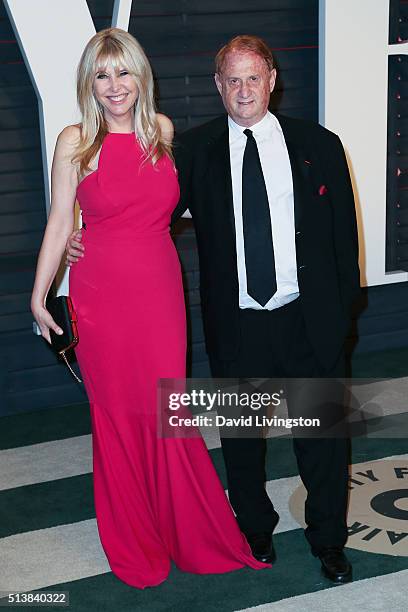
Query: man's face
214,50,276,127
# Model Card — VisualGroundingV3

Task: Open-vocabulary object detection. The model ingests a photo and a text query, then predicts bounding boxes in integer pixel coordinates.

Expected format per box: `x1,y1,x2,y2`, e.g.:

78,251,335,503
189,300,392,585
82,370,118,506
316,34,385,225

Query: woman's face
93,61,139,124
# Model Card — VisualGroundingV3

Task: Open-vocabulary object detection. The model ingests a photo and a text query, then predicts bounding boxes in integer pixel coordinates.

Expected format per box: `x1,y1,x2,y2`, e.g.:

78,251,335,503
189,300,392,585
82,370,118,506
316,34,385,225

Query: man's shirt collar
228,111,281,143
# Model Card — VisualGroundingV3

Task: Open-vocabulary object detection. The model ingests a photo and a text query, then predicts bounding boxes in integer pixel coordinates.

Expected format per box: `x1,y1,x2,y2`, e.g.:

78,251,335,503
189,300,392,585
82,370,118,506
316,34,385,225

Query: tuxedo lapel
276,114,312,231
207,120,235,230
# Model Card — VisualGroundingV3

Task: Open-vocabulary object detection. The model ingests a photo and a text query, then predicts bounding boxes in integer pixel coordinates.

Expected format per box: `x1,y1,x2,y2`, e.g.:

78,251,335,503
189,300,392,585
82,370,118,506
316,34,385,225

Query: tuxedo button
295,231,302,239
298,264,306,271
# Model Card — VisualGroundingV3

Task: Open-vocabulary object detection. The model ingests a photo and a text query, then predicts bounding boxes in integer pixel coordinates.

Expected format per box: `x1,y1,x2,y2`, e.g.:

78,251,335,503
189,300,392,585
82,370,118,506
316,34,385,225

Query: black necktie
242,128,277,306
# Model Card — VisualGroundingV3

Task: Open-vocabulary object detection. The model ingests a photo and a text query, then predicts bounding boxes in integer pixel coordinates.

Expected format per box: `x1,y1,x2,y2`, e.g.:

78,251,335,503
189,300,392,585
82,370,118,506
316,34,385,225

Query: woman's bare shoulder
52,126,81,171
157,113,174,141
57,124,81,150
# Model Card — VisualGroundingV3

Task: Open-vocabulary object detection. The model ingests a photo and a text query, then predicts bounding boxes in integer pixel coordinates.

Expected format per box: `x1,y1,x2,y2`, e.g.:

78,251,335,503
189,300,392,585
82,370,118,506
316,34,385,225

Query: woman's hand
31,302,63,344
66,230,84,266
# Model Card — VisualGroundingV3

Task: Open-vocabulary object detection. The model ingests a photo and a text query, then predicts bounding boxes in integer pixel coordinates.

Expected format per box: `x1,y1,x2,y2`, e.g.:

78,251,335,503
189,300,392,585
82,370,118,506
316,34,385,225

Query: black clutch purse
47,295,82,382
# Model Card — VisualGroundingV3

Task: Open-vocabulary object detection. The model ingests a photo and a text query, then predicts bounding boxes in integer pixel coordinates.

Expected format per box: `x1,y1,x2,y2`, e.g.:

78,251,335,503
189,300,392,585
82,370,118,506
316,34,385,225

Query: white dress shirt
228,111,299,310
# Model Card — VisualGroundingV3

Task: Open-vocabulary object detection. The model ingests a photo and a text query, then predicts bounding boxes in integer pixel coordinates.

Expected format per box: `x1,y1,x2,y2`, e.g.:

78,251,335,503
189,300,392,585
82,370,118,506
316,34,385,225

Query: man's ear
269,68,277,93
214,73,223,96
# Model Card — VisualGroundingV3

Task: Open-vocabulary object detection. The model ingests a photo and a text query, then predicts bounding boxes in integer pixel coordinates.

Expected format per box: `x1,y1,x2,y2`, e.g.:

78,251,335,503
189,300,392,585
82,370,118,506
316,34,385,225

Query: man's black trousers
209,297,350,553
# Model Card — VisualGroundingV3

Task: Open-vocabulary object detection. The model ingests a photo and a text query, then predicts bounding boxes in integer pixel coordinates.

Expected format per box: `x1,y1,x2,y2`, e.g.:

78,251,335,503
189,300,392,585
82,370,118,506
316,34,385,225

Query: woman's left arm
31,125,80,342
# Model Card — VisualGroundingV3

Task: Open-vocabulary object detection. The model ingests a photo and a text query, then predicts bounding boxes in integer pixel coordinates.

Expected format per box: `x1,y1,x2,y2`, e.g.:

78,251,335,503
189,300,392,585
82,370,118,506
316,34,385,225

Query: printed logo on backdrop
289,460,408,556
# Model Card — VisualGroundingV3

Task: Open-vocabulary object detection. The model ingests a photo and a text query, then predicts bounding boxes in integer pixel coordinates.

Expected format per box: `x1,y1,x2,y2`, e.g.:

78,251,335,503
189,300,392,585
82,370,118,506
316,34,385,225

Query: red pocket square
319,184,328,196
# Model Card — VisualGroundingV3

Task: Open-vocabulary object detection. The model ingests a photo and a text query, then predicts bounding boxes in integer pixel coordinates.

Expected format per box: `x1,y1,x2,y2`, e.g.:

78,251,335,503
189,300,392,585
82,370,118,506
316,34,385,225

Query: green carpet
1,347,408,610
2,417,408,539
32,531,408,612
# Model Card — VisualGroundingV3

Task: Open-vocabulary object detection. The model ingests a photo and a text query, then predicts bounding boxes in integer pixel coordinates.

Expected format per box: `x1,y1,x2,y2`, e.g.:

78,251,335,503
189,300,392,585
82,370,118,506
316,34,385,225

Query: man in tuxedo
67,35,360,583
171,35,360,584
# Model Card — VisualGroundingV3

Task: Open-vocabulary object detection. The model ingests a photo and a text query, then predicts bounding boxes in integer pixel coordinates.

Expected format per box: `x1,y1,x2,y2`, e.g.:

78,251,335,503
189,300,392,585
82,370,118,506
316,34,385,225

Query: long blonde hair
73,28,171,175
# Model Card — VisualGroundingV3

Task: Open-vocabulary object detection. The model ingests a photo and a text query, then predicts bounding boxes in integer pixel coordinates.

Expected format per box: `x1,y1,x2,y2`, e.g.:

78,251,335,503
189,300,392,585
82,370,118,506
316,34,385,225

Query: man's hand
66,230,84,266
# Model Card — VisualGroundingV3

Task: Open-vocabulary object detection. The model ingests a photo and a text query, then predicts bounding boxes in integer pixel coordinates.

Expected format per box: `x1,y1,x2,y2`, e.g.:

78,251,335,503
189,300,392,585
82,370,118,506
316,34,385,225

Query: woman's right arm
31,125,80,343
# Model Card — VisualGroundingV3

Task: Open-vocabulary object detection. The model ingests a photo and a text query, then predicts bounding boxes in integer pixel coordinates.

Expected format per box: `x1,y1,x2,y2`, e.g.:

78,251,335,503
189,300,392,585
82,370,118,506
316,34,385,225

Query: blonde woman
31,28,268,588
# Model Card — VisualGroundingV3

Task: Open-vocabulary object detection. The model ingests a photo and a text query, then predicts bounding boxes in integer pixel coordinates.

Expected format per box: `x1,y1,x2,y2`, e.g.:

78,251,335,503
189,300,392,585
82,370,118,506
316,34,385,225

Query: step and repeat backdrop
0,0,407,415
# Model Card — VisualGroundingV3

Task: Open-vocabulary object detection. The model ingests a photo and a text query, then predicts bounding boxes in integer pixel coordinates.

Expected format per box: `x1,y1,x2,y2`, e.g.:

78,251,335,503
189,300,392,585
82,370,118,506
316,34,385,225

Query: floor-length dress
69,132,269,588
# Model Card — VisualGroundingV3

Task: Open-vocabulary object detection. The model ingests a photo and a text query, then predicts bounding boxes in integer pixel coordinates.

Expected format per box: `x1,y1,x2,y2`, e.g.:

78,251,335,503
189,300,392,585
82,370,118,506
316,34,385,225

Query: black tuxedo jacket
171,113,361,369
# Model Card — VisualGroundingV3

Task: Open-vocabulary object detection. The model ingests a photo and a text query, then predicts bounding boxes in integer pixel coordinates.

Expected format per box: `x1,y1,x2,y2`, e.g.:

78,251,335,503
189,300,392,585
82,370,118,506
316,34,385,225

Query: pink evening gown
69,131,270,588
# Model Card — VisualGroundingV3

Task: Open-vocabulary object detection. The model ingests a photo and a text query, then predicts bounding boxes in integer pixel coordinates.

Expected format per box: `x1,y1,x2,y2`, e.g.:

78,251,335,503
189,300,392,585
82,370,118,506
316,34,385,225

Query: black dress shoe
313,547,352,583
245,532,276,563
